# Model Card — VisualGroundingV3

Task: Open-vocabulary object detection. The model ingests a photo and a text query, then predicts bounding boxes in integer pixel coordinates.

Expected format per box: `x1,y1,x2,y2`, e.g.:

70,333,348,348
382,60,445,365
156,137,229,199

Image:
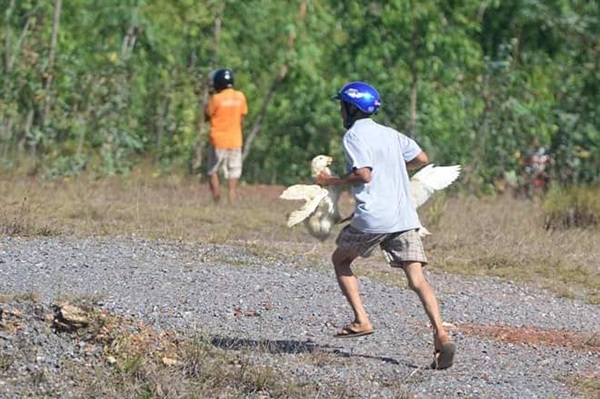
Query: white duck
280,155,461,240
279,155,341,240
410,163,461,236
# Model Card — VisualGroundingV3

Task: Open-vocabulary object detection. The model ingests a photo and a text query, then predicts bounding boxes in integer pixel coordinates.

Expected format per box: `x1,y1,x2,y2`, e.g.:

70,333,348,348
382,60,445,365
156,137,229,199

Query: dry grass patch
426,195,600,303
0,171,304,242
543,185,600,229
0,293,40,303
0,192,59,236
1,170,598,303
567,374,600,399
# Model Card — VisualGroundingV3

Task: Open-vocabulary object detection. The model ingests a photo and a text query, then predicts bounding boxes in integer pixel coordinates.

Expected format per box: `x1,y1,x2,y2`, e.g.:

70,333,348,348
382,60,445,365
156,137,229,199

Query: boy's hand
314,170,332,186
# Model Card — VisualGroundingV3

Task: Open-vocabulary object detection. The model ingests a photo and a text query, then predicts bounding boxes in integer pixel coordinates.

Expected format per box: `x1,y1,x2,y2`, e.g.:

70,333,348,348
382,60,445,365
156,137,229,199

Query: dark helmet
332,81,381,114
210,68,234,91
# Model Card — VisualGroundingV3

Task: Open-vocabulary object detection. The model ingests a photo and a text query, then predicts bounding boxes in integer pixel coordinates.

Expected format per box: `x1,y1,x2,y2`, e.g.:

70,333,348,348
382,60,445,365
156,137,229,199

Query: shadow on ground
210,335,421,368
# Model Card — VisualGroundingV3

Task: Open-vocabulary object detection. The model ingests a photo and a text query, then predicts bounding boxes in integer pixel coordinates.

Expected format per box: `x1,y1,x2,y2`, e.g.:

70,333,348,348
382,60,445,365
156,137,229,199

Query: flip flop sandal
334,325,374,339
431,341,456,370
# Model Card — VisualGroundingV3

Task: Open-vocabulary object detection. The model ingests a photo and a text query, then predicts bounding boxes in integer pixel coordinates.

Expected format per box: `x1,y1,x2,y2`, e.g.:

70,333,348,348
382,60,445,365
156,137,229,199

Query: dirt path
1,236,598,398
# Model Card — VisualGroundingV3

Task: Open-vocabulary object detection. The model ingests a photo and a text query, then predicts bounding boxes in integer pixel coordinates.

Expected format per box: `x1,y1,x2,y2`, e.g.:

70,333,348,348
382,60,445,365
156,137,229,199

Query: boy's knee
405,273,427,292
406,275,423,291
333,258,351,274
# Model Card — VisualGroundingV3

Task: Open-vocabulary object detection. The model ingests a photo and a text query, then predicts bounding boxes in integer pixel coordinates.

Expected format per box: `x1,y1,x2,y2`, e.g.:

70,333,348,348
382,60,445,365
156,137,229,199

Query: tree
0,0,597,187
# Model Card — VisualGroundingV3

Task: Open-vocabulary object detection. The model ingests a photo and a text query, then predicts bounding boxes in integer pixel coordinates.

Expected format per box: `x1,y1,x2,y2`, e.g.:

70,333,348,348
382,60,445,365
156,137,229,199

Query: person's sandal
431,340,456,370
333,325,374,338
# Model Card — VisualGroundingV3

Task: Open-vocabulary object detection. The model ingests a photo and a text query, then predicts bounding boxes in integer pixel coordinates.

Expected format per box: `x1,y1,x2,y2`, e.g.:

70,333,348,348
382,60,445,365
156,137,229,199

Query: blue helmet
332,81,381,114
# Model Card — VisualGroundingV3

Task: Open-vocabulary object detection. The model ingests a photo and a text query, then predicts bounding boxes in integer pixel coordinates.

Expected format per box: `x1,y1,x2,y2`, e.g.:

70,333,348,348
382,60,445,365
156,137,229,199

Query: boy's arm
406,151,428,170
315,166,371,187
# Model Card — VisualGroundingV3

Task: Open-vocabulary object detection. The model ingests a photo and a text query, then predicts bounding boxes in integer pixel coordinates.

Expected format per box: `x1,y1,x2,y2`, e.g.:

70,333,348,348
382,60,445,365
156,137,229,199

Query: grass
569,374,600,399
1,169,598,302
0,170,299,242
0,293,40,303
425,195,600,304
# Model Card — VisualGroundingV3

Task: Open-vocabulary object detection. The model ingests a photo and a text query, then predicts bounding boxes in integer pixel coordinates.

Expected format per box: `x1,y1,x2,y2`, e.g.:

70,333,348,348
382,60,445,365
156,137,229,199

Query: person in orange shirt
205,68,248,203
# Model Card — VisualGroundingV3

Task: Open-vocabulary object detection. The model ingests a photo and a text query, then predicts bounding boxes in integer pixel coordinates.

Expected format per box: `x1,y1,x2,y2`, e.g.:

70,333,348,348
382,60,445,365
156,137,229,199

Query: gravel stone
0,236,598,398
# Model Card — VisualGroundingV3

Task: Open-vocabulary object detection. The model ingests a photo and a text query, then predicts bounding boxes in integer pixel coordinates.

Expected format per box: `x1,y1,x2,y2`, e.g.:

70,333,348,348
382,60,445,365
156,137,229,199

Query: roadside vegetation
1,169,598,303
1,1,598,188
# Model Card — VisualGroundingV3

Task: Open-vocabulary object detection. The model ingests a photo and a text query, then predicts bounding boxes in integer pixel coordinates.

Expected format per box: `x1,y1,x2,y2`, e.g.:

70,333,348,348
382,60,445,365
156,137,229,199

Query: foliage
0,0,598,187
542,185,600,230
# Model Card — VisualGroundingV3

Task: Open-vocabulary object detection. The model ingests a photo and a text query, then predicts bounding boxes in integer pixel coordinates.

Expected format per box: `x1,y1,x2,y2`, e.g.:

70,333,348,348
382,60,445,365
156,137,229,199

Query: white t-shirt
343,118,422,233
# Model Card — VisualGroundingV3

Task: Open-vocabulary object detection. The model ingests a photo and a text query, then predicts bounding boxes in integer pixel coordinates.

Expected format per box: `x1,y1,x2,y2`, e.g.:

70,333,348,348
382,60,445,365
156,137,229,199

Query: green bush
543,186,600,230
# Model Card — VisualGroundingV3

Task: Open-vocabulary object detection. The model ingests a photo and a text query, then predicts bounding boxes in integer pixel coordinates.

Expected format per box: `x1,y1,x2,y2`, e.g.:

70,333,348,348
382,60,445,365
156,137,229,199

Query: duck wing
410,164,461,208
280,184,330,227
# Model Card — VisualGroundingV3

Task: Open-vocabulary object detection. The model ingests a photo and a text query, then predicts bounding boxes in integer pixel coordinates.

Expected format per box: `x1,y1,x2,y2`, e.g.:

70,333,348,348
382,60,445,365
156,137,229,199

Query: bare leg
227,178,238,203
401,261,450,345
332,247,372,331
209,174,221,203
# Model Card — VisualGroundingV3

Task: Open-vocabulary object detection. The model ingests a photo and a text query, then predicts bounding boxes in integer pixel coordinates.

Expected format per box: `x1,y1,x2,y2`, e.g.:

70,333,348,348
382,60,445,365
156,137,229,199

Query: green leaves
0,0,597,187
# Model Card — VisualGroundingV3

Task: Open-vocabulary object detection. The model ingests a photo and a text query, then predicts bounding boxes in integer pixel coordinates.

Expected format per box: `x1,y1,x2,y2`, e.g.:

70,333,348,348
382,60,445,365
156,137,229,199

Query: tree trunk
409,67,418,138
2,0,36,154
407,12,419,138
467,73,493,194
155,73,173,151
41,0,62,129
193,2,223,172
1,0,16,148
3,0,16,74
242,63,288,161
242,0,307,160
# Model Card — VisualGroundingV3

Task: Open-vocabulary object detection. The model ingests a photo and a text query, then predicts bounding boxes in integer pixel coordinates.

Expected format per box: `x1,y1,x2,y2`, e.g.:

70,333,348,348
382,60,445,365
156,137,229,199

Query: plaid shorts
207,147,242,179
335,224,428,267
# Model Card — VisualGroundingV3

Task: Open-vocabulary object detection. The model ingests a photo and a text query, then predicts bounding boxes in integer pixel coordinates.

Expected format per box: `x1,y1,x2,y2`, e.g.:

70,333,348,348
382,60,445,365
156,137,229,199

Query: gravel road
1,236,598,398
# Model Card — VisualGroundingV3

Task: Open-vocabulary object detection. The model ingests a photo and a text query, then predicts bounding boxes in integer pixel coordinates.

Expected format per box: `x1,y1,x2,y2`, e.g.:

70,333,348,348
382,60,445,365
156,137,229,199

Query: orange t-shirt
205,88,248,149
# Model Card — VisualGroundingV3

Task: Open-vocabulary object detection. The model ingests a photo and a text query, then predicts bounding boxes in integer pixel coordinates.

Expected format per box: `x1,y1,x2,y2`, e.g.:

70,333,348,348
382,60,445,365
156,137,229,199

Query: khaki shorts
335,225,428,267
207,147,242,179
